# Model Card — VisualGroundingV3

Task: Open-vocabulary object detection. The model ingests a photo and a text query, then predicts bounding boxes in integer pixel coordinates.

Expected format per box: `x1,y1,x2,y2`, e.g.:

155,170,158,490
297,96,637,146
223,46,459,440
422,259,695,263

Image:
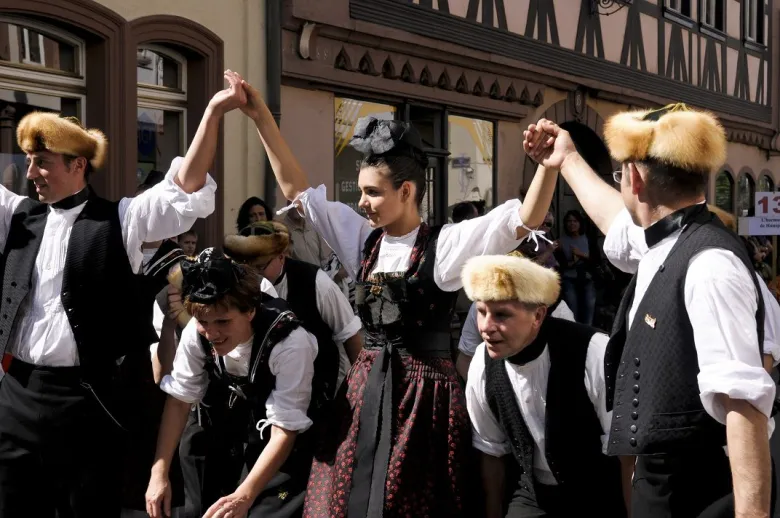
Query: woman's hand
238,78,268,122
202,488,255,518
145,471,172,518
523,119,577,170
208,70,247,117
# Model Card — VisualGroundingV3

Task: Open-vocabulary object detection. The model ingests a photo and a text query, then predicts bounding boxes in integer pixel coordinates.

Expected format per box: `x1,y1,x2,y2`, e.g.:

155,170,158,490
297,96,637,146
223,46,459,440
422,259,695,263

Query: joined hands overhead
522,118,577,170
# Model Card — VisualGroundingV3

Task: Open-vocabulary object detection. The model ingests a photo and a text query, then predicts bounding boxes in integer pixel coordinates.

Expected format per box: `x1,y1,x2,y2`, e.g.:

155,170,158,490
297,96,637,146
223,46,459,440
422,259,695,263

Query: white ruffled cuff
262,407,313,434
472,434,511,457
162,157,217,218
159,373,204,405
698,361,777,423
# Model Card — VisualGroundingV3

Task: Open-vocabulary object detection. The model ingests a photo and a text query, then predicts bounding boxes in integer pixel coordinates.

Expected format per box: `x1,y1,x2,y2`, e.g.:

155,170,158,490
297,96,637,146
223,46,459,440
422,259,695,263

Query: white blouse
466,334,611,486
603,208,776,423
160,313,318,434
0,157,216,368
290,185,531,291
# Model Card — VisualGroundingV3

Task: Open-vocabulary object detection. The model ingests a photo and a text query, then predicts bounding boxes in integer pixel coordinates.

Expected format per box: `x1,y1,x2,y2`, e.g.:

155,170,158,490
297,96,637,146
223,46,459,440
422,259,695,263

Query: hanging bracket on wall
590,0,632,16
299,22,317,60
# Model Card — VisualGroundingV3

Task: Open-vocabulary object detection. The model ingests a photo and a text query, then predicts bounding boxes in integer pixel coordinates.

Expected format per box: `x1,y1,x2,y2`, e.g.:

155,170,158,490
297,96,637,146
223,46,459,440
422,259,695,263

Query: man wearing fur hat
0,70,246,518
525,106,774,517
223,221,363,390
462,253,625,518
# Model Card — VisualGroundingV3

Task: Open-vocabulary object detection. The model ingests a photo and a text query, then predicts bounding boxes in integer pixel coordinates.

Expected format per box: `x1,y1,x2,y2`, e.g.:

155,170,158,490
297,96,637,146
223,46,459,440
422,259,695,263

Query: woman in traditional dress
236,76,562,517
145,249,319,518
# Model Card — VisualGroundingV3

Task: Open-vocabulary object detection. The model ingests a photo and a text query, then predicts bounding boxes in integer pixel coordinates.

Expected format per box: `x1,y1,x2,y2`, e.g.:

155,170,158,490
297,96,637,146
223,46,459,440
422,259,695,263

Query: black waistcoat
0,189,157,384
485,317,624,514
198,295,315,478
605,210,765,455
282,258,340,403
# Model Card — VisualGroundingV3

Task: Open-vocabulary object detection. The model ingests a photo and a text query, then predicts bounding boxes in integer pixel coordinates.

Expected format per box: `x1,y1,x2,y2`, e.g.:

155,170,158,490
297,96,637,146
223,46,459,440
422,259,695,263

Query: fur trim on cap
604,104,727,174
462,255,560,306
223,221,290,264
708,204,736,232
17,112,108,170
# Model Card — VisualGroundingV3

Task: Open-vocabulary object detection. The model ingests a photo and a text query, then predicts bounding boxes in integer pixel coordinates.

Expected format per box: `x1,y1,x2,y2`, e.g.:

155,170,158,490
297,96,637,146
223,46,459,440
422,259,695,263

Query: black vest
605,211,765,455
282,258,340,402
0,190,156,383
485,317,624,514
198,295,315,478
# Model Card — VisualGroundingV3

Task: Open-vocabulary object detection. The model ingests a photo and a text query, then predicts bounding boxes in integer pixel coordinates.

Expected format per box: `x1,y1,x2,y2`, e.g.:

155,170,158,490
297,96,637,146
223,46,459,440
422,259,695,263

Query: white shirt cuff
162,157,217,218
698,361,777,422
472,435,511,457
333,315,362,343
264,407,313,433
160,374,203,405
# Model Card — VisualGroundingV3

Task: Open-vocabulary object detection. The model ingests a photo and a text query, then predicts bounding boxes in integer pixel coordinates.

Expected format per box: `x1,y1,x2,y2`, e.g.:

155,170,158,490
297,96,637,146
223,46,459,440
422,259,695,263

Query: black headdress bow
349,116,427,166
180,247,244,304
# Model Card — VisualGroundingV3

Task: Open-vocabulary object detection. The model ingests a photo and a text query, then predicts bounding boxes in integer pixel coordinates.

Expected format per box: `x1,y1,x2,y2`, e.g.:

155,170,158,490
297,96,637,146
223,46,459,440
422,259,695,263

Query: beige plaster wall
95,0,268,234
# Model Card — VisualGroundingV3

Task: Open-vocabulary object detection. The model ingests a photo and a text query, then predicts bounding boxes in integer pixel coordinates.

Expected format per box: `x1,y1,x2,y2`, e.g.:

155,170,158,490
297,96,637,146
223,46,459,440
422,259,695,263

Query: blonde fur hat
461,254,560,306
707,204,736,232
603,103,727,174
17,112,108,170
223,221,290,267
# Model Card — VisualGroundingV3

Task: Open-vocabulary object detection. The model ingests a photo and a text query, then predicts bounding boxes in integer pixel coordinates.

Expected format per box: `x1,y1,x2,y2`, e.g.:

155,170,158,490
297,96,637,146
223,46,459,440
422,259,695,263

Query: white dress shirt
160,315,319,434
292,185,531,290
274,268,361,387
466,334,612,485
0,157,215,368
603,208,776,423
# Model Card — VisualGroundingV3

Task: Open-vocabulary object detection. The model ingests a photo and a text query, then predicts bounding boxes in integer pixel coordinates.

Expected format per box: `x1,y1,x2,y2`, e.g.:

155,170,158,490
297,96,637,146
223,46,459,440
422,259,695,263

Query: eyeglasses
612,170,623,184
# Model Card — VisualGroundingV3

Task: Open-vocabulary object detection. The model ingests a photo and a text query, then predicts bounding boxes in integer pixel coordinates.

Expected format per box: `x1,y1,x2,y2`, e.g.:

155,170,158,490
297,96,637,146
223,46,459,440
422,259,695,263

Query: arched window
737,170,756,216
714,170,734,212
136,45,187,186
0,17,86,196
759,173,775,193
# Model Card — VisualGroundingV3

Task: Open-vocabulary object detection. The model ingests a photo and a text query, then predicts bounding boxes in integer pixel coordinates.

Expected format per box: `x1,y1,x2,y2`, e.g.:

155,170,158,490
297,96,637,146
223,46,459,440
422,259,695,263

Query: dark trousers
504,481,563,518
632,450,776,518
0,360,121,518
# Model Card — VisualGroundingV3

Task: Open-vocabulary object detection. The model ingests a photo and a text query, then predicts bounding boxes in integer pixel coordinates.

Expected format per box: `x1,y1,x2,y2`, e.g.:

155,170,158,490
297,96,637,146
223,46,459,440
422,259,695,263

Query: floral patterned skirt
303,347,474,518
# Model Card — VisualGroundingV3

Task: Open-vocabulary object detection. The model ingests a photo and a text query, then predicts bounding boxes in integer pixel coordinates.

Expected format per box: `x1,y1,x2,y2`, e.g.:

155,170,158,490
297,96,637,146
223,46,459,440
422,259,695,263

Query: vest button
632,399,639,407
632,384,640,393
659,264,665,272
4,298,9,303
633,358,640,366
630,425,637,433
629,438,637,447
10,282,16,288
631,412,638,420
633,371,640,380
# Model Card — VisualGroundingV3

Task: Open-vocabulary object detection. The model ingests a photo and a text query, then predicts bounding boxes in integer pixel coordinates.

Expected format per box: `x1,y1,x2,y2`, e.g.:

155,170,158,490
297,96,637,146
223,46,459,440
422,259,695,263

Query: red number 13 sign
755,192,780,217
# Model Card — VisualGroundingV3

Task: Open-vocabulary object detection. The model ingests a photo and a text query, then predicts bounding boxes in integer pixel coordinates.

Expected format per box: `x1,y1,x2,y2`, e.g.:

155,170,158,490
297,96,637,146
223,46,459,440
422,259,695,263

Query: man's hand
208,70,247,117
145,470,172,518
240,79,267,122
522,119,577,170
202,488,255,518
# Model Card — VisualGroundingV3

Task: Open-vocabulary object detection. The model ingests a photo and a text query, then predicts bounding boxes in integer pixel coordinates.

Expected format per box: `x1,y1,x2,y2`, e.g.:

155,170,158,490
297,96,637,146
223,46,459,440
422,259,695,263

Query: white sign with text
755,191,780,217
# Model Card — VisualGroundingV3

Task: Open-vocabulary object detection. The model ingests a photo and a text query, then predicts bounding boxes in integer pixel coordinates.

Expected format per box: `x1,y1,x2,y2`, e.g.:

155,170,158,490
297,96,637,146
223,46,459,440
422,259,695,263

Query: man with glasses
523,105,773,517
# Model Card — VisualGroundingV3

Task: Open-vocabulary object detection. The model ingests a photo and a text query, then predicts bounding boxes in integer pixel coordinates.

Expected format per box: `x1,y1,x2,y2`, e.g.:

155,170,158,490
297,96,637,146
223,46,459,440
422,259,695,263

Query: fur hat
603,103,727,174
17,112,108,170
223,221,290,267
708,204,736,232
461,254,560,306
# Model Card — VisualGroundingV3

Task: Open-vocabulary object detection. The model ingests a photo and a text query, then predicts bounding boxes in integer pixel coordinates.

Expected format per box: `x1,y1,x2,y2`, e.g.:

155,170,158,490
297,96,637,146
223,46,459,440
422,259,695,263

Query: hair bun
350,117,427,166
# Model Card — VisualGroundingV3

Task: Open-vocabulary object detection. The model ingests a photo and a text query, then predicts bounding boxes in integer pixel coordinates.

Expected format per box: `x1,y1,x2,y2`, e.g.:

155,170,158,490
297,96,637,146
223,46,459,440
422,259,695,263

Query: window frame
699,0,724,31
136,44,188,103
744,0,766,45
0,16,85,88
666,0,692,17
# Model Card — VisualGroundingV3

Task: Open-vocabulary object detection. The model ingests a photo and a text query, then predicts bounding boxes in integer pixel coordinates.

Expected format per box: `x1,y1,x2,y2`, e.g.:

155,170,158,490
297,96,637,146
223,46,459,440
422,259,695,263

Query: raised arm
240,80,311,203
527,120,625,236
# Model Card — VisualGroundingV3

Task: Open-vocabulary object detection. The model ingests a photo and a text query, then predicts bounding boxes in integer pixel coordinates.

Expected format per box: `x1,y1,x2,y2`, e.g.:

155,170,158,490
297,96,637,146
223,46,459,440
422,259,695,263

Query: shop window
737,171,755,216
137,46,186,186
0,18,85,196
447,115,495,220
333,97,396,214
714,170,734,212
701,0,724,31
759,174,774,193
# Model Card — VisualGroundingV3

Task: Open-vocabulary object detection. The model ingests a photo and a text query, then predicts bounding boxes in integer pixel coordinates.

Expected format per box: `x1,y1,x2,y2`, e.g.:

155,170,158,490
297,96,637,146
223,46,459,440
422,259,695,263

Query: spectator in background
235,196,272,231
559,209,596,325
452,201,479,223
178,229,198,257
280,200,334,269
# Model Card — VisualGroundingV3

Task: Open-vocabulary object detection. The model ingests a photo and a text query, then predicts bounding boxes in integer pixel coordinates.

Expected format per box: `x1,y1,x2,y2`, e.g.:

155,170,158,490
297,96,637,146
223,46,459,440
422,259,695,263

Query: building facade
0,0,269,244
278,0,778,236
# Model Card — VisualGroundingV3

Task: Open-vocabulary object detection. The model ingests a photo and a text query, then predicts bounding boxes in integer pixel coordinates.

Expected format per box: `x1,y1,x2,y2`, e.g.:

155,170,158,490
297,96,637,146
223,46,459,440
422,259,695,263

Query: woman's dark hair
236,196,273,231
351,117,428,207
452,201,478,223
563,209,586,236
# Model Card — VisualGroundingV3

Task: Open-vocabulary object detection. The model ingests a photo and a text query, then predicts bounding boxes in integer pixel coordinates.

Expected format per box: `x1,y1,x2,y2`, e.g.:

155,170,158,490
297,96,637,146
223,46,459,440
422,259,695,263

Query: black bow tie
506,318,549,366
644,203,708,248
52,187,90,210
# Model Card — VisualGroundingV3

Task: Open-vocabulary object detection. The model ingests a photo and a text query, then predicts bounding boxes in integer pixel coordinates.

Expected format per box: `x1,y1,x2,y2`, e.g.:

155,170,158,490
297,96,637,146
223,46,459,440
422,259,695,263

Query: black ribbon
180,248,245,304
52,186,90,210
644,203,708,248
349,116,427,167
506,318,549,366
347,331,451,517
